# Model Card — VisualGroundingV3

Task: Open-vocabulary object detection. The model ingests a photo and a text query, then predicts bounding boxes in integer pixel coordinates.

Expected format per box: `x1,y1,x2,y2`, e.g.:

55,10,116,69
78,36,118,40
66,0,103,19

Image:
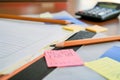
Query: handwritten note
44,49,83,67
85,57,120,80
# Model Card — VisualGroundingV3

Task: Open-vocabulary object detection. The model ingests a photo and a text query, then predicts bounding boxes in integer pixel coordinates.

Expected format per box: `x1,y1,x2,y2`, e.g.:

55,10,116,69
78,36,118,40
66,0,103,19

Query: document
0,18,74,74
43,33,120,80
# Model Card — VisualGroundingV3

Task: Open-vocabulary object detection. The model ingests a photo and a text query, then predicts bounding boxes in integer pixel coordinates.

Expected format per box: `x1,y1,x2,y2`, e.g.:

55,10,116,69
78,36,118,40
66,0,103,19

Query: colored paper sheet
62,24,85,32
100,46,120,62
86,25,108,33
85,57,120,80
52,11,88,26
39,12,53,19
44,49,83,67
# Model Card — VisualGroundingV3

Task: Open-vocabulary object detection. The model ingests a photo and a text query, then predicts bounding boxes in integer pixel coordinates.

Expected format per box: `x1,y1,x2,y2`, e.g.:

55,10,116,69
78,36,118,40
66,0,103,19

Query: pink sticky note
44,49,83,67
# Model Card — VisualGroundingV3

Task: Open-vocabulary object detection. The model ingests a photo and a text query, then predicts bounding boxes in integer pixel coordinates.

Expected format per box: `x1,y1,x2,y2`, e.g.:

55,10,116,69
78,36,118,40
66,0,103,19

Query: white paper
0,18,74,74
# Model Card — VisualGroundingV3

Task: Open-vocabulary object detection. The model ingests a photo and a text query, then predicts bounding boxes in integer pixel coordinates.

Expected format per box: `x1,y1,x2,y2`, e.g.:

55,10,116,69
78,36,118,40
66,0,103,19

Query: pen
0,14,71,25
50,35,120,48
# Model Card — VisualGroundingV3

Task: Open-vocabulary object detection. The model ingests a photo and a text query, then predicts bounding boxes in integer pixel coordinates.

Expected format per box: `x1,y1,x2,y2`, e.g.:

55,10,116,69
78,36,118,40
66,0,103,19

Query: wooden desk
0,1,120,36
0,2,68,15
0,1,120,80
0,1,75,15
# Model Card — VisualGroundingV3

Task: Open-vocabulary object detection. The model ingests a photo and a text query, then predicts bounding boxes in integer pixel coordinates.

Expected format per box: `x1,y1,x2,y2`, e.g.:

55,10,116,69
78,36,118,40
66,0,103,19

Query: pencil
51,35,120,48
0,14,71,25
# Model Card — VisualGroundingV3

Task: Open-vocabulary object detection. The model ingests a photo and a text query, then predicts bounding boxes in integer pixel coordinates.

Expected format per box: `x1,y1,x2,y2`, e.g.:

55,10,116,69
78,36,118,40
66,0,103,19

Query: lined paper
0,18,74,74
85,57,120,80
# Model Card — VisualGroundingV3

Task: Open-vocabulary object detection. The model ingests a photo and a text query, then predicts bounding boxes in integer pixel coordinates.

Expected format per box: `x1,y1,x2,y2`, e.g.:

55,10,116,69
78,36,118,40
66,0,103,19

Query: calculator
75,2,120,21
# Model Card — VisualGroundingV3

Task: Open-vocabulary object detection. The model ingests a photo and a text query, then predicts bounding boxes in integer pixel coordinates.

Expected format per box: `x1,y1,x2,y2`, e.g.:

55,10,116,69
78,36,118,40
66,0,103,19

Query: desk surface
0,1,120,80
0,1,120,36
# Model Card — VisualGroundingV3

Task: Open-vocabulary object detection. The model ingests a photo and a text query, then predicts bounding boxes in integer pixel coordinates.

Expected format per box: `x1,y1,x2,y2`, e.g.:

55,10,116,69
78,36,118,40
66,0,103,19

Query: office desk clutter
0,10,120,80
0,11,79,75
43,33,120,80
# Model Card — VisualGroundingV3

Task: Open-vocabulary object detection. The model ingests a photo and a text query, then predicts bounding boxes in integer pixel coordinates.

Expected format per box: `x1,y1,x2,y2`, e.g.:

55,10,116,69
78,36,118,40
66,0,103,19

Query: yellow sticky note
85,57,120,80
63,25,85,32
86,25,108,33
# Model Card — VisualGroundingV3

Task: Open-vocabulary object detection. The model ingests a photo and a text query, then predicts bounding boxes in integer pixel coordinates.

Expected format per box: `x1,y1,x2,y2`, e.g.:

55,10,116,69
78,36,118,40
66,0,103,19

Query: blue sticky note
53,11,87,26
100,46,120,62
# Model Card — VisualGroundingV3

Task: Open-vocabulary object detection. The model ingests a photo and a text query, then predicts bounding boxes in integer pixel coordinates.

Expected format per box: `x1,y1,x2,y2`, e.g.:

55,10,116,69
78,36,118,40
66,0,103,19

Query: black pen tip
50,44,56,47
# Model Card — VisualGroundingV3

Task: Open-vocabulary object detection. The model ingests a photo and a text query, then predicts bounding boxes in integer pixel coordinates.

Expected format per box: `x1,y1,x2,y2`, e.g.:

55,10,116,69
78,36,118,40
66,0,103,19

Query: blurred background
0,0,120,15
0,0,120,24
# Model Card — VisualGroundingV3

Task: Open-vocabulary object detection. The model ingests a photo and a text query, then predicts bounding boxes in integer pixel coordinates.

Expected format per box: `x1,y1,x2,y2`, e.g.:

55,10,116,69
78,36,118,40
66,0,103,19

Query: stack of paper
0,17,74,74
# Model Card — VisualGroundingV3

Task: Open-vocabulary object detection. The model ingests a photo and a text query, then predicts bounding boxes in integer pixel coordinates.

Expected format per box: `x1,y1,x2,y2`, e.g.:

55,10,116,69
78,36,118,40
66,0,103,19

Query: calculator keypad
75,2,120,21
84,7,114,17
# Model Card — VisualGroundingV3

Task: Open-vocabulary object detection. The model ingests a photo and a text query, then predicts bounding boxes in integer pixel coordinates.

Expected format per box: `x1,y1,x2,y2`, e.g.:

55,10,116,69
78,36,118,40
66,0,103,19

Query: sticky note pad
86,25,108,33
100,46,120,62
44,49,83,67
63,24,85,32
85,57,120,80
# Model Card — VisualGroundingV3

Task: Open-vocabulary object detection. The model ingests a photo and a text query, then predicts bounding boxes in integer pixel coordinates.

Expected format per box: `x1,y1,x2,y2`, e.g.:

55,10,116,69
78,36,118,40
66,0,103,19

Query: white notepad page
0,18,73,74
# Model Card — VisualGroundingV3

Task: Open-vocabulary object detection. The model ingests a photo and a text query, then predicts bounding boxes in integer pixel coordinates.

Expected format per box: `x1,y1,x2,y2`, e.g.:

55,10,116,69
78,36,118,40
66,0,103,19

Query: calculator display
99,4,117,9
